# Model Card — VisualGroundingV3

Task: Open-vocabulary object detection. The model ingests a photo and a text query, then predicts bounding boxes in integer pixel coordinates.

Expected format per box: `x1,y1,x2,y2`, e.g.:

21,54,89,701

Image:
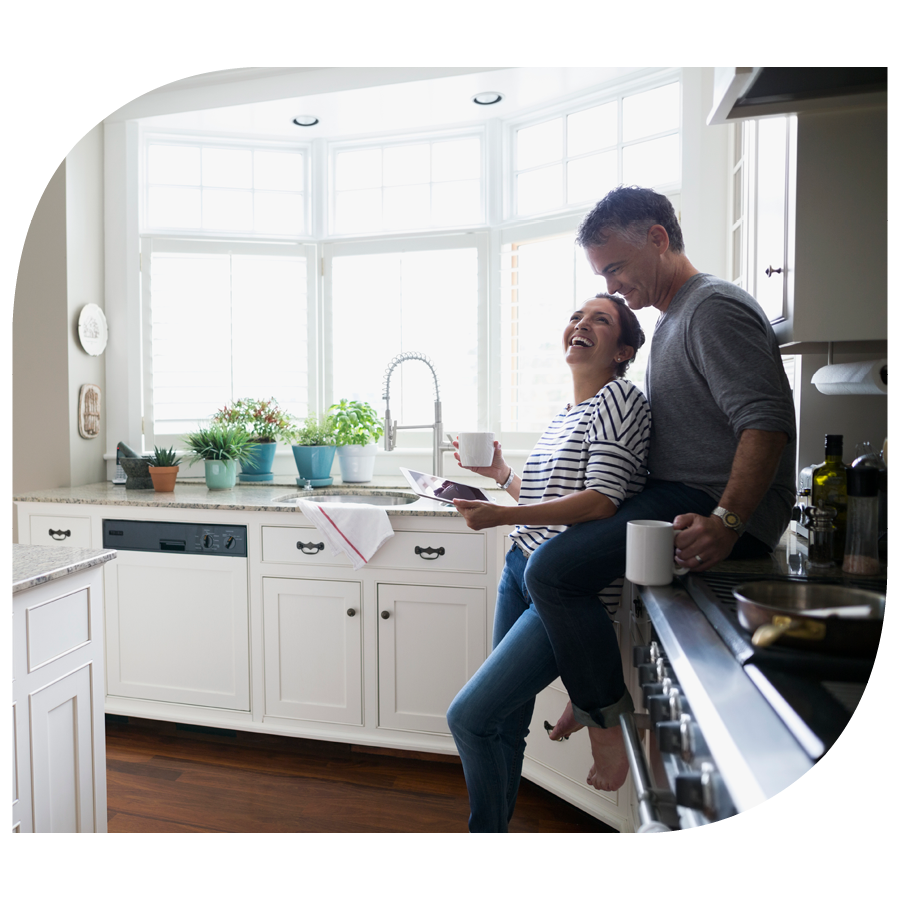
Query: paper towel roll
811,359,887,395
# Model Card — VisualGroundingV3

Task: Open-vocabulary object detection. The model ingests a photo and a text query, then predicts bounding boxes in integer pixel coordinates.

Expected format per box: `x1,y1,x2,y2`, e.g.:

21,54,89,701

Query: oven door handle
619,711,679,833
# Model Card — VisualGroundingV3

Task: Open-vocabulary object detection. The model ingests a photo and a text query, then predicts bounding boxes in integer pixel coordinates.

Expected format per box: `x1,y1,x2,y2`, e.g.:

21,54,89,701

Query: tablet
399,467,497,504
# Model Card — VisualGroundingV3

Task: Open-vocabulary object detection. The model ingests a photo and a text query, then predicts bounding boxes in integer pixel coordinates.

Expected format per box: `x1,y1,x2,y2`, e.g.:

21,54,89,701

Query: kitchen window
143,136,310,238
510,78,681,219
140,238,317,445
330,134,484,235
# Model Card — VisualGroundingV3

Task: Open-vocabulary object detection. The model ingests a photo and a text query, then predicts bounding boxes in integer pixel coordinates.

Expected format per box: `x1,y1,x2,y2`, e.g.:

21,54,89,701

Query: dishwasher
102,519,250,711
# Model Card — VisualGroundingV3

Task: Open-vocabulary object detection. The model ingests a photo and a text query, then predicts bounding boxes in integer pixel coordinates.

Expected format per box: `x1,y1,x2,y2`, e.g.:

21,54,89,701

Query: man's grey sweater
645,273,796,549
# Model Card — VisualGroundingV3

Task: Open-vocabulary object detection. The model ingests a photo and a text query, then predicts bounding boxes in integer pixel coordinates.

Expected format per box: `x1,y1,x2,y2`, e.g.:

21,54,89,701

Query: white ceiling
121,67,653,142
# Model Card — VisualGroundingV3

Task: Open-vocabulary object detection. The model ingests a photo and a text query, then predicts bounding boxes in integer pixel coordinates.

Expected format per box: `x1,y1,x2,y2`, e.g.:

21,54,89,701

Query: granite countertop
707,527,887,582
13,544,118,594
12,475,517,517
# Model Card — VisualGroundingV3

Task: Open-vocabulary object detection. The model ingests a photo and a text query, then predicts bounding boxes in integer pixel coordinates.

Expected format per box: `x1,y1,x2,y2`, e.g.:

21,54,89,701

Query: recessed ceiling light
292,115,319,127
472,92,504,106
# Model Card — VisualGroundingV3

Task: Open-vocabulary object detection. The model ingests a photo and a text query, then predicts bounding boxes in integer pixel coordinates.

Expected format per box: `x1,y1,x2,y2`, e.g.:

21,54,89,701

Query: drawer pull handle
347,608,356,617
49,529,71,541
381,610,391,619
415,545,445,560
765,265,784,277
297,541,325,554
543,720,569,741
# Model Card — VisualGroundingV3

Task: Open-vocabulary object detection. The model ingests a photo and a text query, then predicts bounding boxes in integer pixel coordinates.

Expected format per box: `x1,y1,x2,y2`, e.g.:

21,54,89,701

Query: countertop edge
13,546,118,594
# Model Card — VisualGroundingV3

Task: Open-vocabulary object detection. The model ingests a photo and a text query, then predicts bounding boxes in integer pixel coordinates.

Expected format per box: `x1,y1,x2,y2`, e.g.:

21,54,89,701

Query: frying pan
732,582,885,656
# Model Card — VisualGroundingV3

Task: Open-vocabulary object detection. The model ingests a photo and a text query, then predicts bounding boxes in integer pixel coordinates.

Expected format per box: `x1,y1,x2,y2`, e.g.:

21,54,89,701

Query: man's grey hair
576,186,685,254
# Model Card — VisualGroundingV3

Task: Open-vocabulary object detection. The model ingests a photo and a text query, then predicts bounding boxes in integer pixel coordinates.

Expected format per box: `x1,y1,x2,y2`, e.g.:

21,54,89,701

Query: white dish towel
298,500,394,570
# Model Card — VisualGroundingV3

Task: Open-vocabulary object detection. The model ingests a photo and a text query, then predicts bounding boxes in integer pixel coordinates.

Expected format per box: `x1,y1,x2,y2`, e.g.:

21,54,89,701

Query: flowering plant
212,397,296,443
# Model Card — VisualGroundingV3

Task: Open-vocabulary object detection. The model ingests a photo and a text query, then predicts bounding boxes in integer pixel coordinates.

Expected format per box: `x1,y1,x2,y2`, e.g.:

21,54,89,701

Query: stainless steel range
621,567,883,831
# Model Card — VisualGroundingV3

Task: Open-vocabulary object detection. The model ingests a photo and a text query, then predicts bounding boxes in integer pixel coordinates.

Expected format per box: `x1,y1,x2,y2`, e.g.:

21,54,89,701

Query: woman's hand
453,438,507,482
452,499,508,531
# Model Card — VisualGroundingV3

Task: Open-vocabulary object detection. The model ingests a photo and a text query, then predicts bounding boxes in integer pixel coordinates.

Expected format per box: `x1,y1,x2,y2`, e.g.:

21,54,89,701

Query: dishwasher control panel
103,520,248,557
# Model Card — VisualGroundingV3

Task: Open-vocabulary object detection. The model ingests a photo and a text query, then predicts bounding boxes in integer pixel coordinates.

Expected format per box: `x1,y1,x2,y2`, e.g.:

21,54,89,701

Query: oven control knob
225,536,235,549
675,762,720,820
657,713,695,760
203,533,213,548
649,685,679,725
632,642,662,666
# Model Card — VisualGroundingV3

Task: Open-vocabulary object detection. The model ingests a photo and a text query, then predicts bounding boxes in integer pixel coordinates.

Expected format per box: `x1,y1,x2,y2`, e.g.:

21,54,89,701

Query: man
525,186,796,792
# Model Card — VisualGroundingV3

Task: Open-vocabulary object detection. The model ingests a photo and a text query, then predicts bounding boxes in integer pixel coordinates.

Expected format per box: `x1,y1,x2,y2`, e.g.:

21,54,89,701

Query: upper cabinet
729,102,887,347
708,67,887,125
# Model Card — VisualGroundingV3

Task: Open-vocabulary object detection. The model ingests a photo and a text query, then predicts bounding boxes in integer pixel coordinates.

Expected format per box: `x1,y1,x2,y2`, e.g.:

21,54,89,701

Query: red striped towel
298,500,394,570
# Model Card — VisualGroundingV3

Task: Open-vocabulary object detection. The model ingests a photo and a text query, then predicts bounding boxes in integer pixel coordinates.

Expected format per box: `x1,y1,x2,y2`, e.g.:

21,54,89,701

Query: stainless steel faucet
382,352,454,476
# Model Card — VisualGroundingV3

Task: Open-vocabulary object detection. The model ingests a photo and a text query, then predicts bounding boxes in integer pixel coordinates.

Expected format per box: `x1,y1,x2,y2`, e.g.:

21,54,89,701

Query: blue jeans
525,479,718,727
446,545,559,832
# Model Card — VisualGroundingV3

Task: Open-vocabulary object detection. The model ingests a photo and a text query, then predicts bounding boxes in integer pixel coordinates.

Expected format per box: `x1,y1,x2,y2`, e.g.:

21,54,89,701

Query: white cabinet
377,583,486,734
104,550,250,710
262,577,362,725
28,514,92,548
12,562,108,833
737,106,887,347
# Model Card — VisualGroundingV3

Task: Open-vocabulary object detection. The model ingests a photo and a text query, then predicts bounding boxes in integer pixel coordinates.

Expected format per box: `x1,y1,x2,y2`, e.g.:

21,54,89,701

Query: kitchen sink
272,490,418,507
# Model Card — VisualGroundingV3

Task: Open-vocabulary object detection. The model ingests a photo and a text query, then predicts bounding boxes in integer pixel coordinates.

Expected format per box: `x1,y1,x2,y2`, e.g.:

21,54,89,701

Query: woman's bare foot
548,701,584,741
586,725,629,793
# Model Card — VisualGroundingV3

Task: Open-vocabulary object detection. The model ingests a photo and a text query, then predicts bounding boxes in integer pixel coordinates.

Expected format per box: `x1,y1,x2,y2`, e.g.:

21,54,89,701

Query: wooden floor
105,716,617,833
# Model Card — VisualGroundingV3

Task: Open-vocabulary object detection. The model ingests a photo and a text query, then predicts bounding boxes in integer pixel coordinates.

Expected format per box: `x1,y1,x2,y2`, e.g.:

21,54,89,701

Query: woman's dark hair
595,292,645,378
577,185,684,255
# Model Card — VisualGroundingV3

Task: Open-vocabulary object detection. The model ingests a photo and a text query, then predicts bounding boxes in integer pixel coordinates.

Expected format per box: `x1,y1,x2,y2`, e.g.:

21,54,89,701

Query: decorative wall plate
77,303,108,356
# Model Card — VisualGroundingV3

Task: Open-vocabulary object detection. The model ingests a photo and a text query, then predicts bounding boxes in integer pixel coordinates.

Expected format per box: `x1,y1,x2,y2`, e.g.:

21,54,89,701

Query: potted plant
212,397,295,483
290,414,337,487
147,445,184,493
328,399,383,484
183,423,255,491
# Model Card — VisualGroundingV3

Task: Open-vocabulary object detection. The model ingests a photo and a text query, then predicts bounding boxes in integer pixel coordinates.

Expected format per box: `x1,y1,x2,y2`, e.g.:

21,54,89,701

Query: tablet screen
399,467,494,503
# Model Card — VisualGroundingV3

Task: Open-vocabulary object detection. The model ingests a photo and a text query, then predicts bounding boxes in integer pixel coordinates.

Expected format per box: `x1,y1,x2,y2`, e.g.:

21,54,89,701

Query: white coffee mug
626,520,690,586
457,432,495,467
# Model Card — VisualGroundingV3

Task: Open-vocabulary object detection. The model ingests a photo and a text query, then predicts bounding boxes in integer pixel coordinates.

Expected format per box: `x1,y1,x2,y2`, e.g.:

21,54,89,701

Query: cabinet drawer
261,526,352,567
369,531,485,573
29,515,92,548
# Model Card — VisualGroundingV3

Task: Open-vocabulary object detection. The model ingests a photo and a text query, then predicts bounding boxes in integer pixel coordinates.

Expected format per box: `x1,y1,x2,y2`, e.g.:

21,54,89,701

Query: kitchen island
12,543,116,832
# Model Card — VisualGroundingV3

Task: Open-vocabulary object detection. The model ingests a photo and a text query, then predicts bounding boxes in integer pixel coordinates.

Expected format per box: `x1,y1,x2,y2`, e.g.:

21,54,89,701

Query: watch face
722,511,741,529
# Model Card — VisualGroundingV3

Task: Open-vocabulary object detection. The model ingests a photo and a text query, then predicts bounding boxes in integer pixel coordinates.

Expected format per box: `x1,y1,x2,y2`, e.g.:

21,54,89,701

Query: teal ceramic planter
291,445,336,487
204,459,237,490
240,441,277,482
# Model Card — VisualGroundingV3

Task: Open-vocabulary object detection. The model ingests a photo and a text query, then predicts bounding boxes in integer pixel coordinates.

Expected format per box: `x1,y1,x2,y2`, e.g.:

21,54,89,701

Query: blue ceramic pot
239,441,277,482
205,459,237,490
291,445,336,487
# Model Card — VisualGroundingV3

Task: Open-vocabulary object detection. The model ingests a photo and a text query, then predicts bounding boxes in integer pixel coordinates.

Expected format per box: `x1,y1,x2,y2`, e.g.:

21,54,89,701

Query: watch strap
712,506,745,536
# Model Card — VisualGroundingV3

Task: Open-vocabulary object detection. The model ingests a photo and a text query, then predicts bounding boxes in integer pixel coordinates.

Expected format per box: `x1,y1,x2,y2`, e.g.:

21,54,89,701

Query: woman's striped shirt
511,379,651,611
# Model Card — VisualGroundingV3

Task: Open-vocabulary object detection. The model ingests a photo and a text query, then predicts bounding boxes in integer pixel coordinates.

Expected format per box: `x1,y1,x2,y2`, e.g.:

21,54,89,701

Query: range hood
708,67,887,125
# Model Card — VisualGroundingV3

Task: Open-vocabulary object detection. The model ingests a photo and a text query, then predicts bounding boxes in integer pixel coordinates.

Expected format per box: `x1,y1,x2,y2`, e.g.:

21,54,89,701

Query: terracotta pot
149,465,179,492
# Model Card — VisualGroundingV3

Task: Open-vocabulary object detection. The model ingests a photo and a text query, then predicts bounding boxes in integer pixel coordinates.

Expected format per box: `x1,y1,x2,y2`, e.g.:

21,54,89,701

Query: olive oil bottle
811,434,848,562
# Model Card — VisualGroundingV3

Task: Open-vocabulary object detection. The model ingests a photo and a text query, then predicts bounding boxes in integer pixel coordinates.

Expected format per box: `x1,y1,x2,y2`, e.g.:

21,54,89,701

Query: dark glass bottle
811,434,848,562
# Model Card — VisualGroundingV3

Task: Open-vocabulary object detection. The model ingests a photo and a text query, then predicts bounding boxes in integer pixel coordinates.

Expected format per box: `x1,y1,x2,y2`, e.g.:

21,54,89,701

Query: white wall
66,125,107,486
13,163,71,496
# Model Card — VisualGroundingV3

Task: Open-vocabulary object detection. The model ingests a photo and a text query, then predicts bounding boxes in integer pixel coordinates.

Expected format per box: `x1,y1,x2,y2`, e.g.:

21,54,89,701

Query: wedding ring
695,554,703,563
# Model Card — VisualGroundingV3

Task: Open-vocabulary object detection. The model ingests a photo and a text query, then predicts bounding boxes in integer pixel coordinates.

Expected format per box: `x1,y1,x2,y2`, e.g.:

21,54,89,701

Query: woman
446,292,649,833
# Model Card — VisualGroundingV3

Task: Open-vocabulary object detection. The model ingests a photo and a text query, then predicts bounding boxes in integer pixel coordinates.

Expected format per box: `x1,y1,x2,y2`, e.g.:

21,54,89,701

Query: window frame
139,235,319,448
140,130,313,240
503,68,682,223
326,126,488,238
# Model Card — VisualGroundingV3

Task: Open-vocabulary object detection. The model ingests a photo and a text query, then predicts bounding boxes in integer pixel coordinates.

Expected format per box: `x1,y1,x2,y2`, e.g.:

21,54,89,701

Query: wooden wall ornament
78,384,101,439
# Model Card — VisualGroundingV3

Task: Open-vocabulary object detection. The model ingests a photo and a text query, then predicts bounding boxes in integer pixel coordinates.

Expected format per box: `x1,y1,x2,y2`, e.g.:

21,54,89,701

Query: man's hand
673,512,738,572
452,499,507,531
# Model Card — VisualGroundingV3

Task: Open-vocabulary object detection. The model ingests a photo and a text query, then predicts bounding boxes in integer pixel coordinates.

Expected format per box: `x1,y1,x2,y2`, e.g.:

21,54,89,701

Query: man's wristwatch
712,506,745,537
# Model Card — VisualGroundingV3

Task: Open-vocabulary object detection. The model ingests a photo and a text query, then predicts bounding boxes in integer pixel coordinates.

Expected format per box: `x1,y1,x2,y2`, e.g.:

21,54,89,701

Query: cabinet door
752,115,790,323
263,577,362,725
377,583,486,734
105,552,250,710
28,663,98,833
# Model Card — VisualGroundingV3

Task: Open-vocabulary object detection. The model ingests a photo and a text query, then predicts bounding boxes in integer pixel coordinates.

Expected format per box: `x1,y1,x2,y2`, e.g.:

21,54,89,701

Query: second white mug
457,432,495,467
626,519,690,586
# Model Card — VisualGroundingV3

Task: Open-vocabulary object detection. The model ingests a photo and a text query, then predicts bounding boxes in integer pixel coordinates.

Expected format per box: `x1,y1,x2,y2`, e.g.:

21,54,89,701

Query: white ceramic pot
336,444,377,483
